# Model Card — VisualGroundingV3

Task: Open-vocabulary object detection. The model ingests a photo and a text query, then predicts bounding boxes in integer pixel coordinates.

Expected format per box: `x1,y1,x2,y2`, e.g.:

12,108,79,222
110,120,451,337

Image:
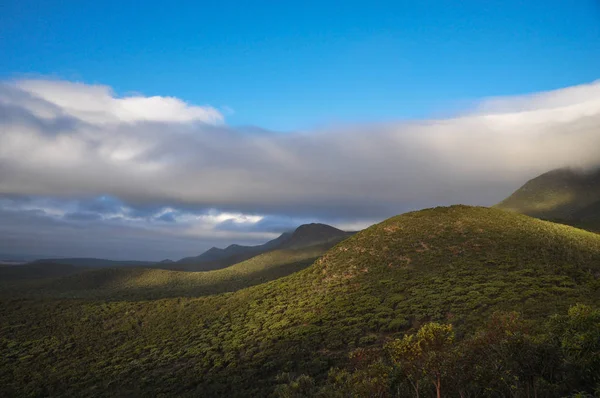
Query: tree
386,322,454,398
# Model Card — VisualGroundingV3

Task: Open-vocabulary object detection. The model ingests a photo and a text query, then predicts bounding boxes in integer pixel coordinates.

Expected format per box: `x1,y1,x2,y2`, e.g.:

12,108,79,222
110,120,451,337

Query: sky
0,1,599,260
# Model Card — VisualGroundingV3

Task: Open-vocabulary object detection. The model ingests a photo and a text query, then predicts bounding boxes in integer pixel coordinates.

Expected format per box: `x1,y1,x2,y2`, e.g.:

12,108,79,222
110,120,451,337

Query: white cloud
1,78,600,226
11,79,224,124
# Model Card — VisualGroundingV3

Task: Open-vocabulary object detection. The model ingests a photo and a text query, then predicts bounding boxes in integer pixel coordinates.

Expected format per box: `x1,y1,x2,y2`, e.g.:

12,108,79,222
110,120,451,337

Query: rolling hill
496,167,600,230
7,240,343,300
2,206,599,396
0,224,353,300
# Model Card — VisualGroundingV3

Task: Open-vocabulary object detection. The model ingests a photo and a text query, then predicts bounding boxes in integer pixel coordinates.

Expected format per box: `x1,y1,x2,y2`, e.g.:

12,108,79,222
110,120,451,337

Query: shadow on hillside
0,258,317,302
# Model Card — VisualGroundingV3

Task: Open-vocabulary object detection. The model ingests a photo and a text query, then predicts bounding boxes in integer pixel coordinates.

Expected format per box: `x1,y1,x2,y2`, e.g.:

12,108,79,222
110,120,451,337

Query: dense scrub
1,206,600,396
275,305,600,397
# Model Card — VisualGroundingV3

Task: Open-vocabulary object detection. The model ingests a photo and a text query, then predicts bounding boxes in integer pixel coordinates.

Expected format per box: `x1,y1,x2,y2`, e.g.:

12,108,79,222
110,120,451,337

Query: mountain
169,231,292,271
8,240,340,300
165,223,352,271
3,226,352,300
2,206,599,396
0,223,354,298
278,223,352,249
496,167,600,230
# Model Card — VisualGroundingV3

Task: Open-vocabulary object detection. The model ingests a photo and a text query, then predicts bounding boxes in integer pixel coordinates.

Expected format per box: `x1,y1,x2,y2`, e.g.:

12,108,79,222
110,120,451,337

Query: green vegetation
1,206,600,396
497,167,600,231
0,241,335,300
277,305,600,397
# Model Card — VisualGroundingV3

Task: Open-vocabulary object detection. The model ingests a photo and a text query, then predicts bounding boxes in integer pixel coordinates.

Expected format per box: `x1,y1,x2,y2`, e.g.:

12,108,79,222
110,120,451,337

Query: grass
2,206,600,396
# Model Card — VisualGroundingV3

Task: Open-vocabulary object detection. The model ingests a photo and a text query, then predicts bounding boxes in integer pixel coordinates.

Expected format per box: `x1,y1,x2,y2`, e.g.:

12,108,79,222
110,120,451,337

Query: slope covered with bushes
1,206,600,396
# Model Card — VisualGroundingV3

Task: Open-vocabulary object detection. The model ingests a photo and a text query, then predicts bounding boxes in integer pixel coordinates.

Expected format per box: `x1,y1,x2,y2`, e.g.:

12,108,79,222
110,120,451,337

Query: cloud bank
1,78,599,259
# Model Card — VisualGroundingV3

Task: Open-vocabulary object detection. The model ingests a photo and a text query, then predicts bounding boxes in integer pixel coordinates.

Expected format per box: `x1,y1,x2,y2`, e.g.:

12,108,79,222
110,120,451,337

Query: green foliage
274,373,318,398
386,323,454,397
1,206,600,396
547,304,600,391
323,306,600,397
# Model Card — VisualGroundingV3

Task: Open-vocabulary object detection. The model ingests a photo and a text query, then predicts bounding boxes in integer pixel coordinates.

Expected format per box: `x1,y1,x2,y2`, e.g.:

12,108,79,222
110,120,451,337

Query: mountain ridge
164,223,352,271
496,166,600,230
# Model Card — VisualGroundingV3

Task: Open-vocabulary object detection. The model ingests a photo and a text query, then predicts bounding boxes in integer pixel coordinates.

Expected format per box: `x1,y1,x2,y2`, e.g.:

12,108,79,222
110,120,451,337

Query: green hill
1,206,600,396
0,224,353,300
9,240,340,300
496,167,600,230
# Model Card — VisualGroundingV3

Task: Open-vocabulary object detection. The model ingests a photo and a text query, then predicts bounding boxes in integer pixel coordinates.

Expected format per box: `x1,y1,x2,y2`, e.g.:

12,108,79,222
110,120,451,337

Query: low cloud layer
1,78,599,259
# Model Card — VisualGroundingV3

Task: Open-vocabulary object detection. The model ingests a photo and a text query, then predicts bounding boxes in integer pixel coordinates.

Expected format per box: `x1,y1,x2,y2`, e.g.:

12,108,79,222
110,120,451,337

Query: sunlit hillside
2,206,599,396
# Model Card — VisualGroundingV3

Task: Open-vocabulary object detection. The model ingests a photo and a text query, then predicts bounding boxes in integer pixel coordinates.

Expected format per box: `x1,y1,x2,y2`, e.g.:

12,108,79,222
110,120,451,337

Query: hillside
4,240,342,300
164,223,351,272
2,206,600,396
496,167,600,230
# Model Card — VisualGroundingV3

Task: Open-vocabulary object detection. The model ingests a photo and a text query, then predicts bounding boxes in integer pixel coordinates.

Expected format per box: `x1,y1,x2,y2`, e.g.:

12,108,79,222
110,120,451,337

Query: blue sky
2,0,599,130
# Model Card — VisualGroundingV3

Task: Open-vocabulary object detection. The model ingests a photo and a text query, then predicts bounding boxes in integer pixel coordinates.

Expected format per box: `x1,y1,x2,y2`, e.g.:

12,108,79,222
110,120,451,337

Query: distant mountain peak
161,223,354,272
291,223,343,237
280,223,350,249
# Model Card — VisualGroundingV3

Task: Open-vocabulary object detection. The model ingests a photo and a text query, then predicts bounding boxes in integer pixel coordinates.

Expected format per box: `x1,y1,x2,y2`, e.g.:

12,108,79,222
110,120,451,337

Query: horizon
1,1,600,260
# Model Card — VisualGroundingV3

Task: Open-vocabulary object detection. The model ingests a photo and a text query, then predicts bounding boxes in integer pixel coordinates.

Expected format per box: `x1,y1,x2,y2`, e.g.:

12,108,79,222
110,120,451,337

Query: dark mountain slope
278,223,352,249
496,167,600,230
165,223,352,272
3,206,600,396
167,232,293,271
